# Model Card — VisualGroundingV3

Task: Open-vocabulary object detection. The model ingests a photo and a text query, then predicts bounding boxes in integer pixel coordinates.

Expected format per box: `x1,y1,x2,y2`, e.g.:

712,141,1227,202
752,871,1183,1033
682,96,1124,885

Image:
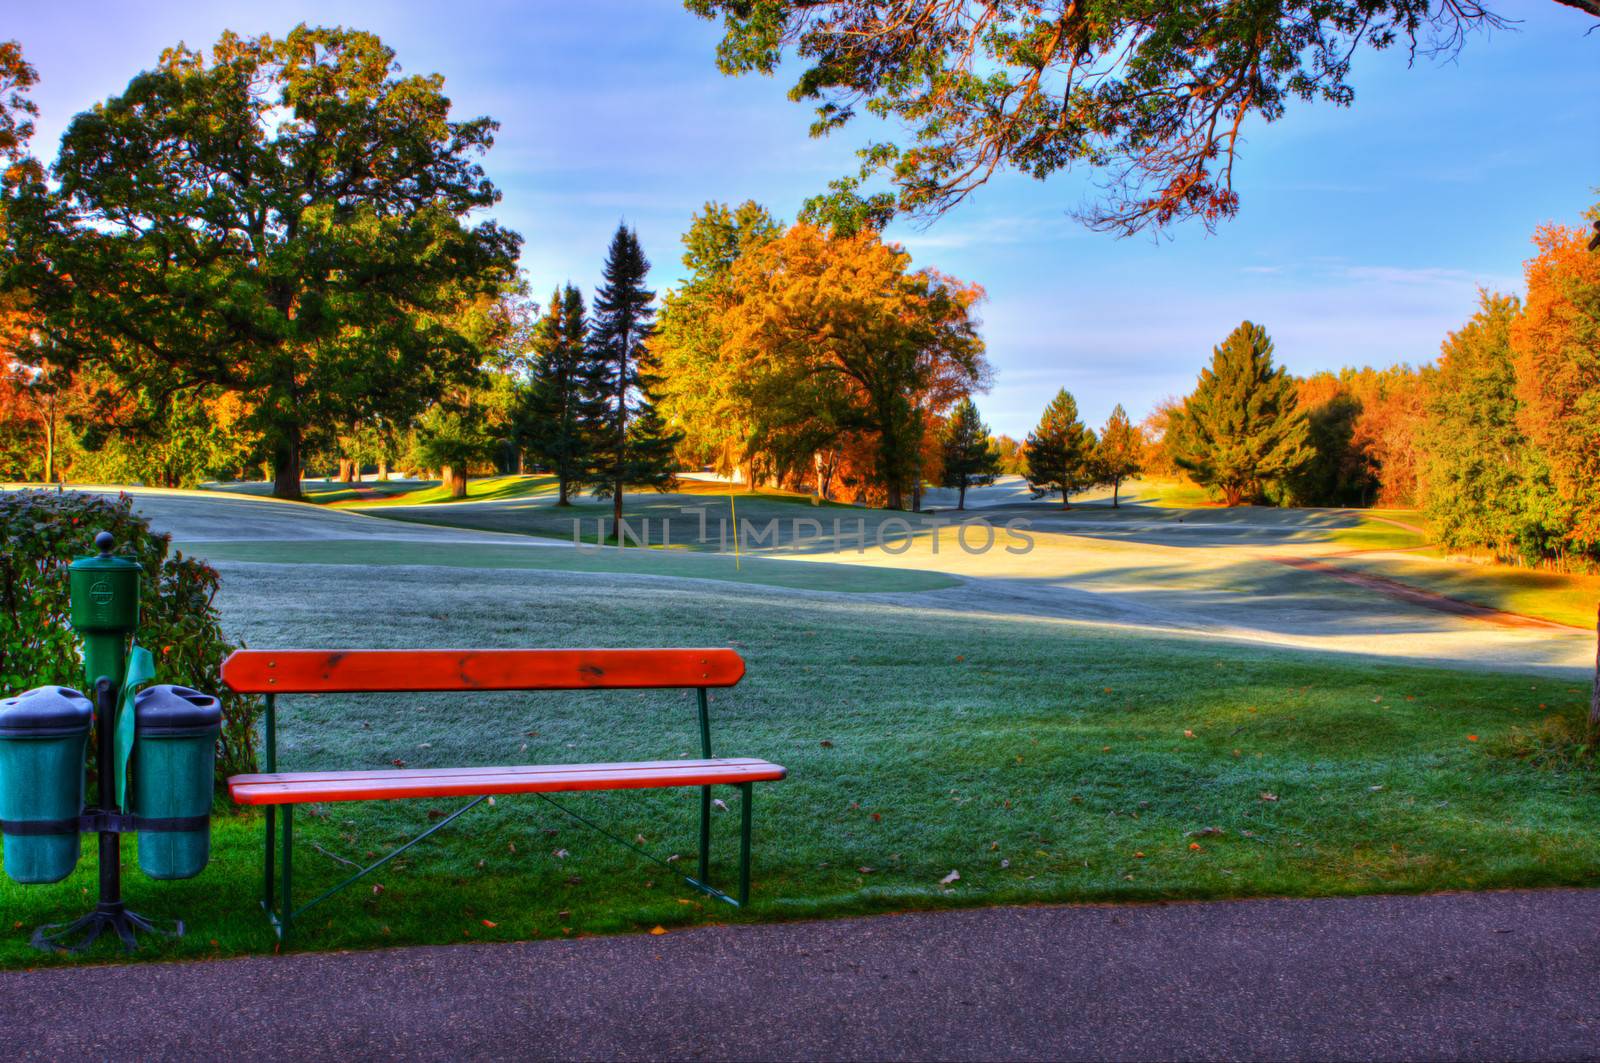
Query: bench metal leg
698,786,712,883
282,805,294,942
263,806,276,920
739,782,752,906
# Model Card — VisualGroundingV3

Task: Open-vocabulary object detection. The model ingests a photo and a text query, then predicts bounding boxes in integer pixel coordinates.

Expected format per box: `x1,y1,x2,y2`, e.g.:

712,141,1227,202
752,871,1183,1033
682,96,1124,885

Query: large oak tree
719,224,990,509
1,27,519,499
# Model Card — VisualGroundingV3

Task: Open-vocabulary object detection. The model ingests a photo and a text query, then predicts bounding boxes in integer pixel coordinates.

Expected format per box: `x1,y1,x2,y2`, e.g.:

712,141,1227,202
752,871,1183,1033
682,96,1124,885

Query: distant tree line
0,34,990,515
1019,205,1599,570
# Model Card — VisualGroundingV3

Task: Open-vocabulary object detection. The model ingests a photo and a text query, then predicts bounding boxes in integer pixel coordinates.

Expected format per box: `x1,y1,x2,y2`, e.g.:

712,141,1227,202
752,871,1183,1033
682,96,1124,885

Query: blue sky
11,1,1598,437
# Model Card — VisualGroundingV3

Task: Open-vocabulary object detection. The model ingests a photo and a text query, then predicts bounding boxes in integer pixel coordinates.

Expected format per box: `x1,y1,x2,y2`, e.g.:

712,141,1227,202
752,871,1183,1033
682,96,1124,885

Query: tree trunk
957,482,967,511
377,459,389,482
271,426,304,501
1590,602,1600,740
611,489,623,544
440,465,468,499
43,401,55,484
1112,477,1120,508
337,458,356,483
886,481,904,510
557,473,570,506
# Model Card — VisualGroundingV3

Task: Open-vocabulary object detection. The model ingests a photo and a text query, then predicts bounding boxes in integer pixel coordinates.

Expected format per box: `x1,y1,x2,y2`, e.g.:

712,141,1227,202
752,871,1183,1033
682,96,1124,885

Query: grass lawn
190,538,959,594
364,490,919,551
2,551,1596,968
1327,512,1430,552
205,479,432,504
1324,554,1600,629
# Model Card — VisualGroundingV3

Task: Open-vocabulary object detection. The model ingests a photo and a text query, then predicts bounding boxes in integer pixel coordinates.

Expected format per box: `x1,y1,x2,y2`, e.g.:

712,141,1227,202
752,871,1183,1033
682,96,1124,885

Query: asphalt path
4,890,1598,1060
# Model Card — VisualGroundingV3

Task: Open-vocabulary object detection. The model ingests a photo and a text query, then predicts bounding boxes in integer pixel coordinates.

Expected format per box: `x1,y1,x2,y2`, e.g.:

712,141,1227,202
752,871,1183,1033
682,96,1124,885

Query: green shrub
0,488,258,783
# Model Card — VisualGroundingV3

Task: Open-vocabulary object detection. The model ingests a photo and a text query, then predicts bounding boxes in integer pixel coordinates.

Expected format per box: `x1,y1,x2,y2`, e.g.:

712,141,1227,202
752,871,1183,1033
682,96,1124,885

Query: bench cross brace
260,785,755,942
255,688,760,944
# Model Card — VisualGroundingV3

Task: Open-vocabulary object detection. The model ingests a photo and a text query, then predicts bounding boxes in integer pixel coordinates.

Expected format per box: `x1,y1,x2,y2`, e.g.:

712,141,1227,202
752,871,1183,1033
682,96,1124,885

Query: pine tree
1168,321,1313,506
524,284,590,505
1424,292,1557,561
939,398,1000,510
1094,404,1144,508
579,224,681,540
1024,389,1098,508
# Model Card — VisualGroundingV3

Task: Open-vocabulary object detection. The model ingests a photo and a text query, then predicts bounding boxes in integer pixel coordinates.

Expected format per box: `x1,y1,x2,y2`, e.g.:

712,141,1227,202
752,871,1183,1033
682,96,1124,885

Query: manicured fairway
194,538,958,593
3,543,1597,967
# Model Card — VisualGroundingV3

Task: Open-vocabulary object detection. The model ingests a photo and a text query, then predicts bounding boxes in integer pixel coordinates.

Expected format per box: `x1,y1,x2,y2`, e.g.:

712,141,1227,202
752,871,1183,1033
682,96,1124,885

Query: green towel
115,645,155,812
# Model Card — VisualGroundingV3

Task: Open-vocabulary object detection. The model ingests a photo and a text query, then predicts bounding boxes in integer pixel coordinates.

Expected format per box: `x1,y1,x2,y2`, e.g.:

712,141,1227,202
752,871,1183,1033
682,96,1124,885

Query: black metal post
94,677,123,916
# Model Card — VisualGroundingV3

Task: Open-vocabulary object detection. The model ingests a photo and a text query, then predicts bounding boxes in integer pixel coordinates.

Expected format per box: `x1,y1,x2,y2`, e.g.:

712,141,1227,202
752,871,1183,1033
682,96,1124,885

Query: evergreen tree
1168,321,1314,506
1024,389,1098,508
1423,292,1558,562
1094,404,1144,508
939,398,1000,510
524,284,590,505
579,224,680,540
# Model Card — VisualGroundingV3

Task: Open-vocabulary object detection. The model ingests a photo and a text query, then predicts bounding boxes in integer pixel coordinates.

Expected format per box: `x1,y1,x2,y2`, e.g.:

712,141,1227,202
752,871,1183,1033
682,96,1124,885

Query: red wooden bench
221,647,786,941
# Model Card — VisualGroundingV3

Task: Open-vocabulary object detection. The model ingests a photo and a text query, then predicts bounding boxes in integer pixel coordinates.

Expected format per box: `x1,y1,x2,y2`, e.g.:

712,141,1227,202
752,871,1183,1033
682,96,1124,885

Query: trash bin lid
0,686,94,738
133,684,222,735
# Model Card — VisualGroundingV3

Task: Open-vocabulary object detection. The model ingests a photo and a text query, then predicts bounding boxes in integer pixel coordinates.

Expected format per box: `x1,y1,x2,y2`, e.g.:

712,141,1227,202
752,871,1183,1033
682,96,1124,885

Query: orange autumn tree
718,225,990,509
1511,218,1600,554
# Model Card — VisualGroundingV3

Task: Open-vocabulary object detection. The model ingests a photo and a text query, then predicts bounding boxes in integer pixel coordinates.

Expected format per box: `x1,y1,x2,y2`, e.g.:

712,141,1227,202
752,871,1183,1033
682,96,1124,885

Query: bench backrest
221,648,745,695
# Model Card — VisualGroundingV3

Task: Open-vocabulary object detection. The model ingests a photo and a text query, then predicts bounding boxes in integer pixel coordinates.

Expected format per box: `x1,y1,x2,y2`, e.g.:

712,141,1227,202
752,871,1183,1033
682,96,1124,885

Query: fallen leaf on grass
481,919,497,928
1189,842,1203,851
1183,730,1195,739
372,884,385,896
553,849,569,859
1467,735,1479,742
1186,827,1224,838
939,869,961,885
858,866,876,874
819,740,834,748
391,759,406,768
713,799,729,812
650,926,668,936
1259,792,1279,802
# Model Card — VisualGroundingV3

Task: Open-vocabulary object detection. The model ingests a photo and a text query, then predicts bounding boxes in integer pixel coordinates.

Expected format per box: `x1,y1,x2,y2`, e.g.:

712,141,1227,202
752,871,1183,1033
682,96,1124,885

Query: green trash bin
130,684,221,881
0,686,93,885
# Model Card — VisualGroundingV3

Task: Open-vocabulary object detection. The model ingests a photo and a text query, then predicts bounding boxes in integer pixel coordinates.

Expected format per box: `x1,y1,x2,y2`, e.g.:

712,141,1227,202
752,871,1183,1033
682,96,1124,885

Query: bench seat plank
222,648,746,694
230,757,787,805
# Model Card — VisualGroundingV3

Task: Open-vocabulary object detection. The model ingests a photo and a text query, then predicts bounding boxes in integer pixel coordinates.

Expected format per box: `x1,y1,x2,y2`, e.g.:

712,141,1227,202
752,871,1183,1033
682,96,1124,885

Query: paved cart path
5,889,1599,1060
